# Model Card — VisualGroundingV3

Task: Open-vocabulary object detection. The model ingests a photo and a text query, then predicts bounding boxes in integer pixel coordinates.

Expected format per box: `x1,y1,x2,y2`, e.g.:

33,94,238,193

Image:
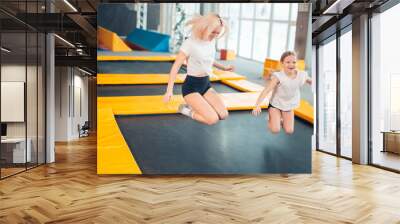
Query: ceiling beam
55,55,96,71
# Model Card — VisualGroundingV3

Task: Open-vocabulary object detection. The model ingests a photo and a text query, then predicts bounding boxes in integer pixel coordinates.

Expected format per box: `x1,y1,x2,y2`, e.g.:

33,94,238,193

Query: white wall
71,73,89,139
1,65,34,138
55,66,70,141
1,65,25,139
1,63,45,163
54,67,89,141
1,82,25,122
1,64,26,81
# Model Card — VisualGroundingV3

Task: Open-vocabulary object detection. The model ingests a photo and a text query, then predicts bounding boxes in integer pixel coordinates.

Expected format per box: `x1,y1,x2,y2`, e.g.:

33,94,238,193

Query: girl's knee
269,124,281,134
205,114,219,125
284,127,294,135
219,110,229,120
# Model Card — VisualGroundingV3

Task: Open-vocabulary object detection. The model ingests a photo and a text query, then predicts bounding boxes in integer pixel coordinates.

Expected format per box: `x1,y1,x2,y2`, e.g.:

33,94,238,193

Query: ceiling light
322,0,355,15
323,0,343,14
78,67,92,76
63,0,78,12
54,34,75,48
1,47,11,53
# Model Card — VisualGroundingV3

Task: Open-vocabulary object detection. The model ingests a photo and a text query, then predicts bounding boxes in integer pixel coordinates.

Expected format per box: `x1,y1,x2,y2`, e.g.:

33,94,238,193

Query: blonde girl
252,51,312,134
163,13,234,125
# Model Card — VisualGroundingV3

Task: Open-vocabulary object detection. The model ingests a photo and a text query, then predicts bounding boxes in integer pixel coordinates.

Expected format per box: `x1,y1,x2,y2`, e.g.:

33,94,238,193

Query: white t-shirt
180,37,216,77
269,70,309,111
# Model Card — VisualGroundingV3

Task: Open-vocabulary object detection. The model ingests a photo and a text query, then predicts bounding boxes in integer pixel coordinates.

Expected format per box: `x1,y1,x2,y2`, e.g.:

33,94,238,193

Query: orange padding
98,93,313,124
97,107,142,174
97,71,246,85
97,74,186,85
97,92,269,116
97,55,176,61
97,26,132,52
295,100,314,124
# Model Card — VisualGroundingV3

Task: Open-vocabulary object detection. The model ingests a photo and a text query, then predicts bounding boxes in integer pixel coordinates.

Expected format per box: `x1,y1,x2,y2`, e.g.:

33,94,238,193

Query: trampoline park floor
116,112,312,174
97,53,314,174
97,61,186,74
97,50,174,57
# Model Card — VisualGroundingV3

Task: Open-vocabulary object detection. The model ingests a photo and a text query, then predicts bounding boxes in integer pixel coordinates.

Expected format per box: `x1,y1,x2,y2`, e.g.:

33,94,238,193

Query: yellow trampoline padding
98,92,313,124
98,95,183,115
220,92,270,110
221,79,265,92
210,71,246,80
97,26,132,52
97,55,176,61
97,107,142,174
295,100,314,124
97,74,186,85
97,93,269,116
97,72,246,85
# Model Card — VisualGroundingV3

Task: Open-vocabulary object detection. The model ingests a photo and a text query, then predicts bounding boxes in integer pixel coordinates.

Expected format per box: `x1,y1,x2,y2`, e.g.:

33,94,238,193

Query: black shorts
182,75,212,97
268,104,291,112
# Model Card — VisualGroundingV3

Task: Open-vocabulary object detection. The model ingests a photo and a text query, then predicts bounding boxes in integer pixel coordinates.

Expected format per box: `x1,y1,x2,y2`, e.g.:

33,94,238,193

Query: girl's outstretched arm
252,76,279,116
163,51,187,103
306,76,312,85
213,61,234,71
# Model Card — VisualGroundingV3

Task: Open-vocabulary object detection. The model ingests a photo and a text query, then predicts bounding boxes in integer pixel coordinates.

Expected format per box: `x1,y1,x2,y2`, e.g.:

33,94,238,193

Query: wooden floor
1,167,26,178
373,151,400,171
1,135,400,223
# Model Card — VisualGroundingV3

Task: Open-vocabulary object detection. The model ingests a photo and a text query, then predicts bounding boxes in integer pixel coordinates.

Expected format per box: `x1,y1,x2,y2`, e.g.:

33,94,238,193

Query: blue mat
126,28,170,52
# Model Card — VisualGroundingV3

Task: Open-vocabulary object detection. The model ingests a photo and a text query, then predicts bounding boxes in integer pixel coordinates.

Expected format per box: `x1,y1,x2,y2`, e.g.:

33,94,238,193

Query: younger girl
163,13,234,125
252,51,312,134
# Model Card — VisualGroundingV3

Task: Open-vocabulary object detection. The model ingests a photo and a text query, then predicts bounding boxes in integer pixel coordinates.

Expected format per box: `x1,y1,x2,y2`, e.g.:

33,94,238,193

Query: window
241,3,255,19
239,20,253,58
273,3,290,21
255,4,271,19
290,4,298,21
339,29,352,158
227,19,239,53
229,3,240,19
317,37,337,155
288,25,296,51
390,75,400,130
371,3,400,171
181,3,199,16
270,22,288,60
253,21,270,62
218,3,298,62
180,3,200,23
220,4,229,17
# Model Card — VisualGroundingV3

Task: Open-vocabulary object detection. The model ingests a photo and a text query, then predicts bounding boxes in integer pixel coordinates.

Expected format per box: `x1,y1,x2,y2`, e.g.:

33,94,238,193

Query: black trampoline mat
97,61,186,74
116,111,312,174
97,82,239,96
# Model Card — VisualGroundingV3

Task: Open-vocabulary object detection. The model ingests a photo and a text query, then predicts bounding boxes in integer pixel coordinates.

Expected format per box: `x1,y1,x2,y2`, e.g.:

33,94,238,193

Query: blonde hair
186,13,229,41
280,51,297,63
